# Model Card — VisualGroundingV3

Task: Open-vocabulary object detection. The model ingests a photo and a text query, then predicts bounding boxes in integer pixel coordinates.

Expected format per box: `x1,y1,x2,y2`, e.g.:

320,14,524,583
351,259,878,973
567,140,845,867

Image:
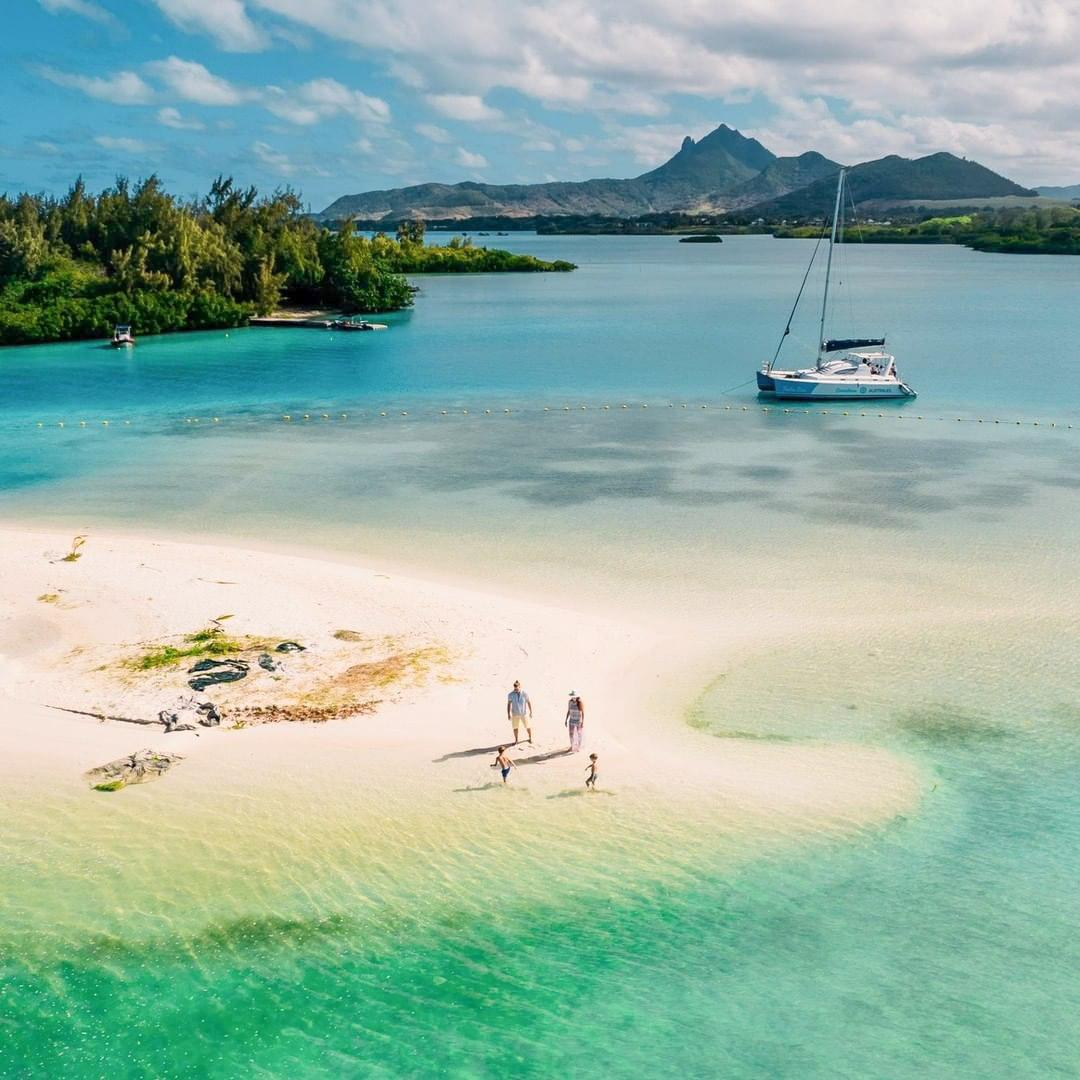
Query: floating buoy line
24,403,1076,433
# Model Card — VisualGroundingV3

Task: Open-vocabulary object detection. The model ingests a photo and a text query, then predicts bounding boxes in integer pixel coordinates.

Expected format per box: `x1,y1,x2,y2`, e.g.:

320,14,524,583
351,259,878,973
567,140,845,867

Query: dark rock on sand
87,749,183,791
158,708,198,733
197,701,222,726
188,658,249,691
276,641,306,653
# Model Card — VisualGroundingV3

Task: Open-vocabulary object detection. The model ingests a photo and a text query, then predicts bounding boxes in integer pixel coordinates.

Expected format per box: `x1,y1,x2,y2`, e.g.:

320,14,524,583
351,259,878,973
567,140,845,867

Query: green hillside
752,153,1035,218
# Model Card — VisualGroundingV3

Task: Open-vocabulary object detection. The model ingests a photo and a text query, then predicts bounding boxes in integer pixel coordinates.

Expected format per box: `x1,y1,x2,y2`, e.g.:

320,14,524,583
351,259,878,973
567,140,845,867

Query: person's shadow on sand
546,788,615,799
514,748,572,766
435,745,571,766
433,744,505,763
453,782,530,794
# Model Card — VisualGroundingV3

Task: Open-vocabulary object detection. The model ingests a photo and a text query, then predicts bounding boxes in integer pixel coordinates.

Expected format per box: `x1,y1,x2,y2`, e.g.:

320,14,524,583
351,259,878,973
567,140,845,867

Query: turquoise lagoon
2,236,1079,1077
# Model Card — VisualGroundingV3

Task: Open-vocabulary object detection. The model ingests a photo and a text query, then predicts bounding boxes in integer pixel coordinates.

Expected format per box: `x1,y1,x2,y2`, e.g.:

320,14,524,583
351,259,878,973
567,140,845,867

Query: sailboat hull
771,377,915,400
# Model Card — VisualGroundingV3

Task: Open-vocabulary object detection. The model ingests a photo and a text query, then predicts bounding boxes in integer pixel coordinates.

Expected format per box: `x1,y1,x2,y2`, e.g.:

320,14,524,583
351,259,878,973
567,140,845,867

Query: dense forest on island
772,205,1080,254
0,176,574,345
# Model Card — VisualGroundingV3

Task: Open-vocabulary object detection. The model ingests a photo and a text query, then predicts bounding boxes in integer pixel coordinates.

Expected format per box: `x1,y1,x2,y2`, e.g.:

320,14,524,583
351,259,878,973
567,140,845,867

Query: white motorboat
112,324,135,347
757,169,916,400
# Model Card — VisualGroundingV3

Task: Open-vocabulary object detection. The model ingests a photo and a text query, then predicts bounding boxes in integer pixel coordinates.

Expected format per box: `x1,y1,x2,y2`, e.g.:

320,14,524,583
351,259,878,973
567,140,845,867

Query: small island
0,176,575,346
678,234,723,243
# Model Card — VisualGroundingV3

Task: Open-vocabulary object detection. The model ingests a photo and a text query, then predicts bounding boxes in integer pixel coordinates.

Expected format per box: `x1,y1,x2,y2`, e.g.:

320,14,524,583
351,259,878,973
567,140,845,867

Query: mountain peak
636,123,776,191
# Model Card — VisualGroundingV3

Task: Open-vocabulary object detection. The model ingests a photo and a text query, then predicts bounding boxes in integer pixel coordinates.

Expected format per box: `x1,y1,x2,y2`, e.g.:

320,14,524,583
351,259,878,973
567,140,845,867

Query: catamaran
757,169,916,400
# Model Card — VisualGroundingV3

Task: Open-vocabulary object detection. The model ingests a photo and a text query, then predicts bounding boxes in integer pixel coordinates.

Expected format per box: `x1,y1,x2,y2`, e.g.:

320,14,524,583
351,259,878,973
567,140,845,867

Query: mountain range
318,124,1036,221
1036,183,1080,200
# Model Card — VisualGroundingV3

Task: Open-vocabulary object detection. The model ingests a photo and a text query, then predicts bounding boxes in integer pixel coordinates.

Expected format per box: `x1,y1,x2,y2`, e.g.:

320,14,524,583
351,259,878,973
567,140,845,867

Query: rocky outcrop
86,749,184,791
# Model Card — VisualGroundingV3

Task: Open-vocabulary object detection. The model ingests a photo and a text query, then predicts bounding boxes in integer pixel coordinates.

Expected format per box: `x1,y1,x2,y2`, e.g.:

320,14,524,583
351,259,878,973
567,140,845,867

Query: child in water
585,753,599,789
492,746,516,784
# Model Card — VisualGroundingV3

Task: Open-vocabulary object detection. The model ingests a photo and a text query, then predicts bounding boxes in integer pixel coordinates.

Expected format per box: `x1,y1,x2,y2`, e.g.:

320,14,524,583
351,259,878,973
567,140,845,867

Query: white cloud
251,139,294,175
263,78,390,125
94,135,152,152
39,67,154,105
427,94,503,122
33,2,1080,180
152,0,268,51
157,106,205,130
37,0,111,23
144,57,248,105
415,122,452,143
242,0,1080,179
455,146,488,170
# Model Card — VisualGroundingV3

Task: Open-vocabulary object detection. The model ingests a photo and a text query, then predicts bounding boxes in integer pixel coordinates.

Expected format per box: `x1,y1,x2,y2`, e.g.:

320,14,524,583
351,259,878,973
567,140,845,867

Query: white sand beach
0,526,920,841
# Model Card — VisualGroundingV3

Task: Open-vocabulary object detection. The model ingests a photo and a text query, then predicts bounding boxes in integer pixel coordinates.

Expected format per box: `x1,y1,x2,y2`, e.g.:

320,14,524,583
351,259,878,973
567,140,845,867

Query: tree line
0,176,573,345
772,205,1080,254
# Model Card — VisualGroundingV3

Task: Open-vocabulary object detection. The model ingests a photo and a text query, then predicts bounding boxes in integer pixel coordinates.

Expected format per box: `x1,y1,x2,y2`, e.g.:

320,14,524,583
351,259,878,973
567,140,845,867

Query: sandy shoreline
0,526,921,839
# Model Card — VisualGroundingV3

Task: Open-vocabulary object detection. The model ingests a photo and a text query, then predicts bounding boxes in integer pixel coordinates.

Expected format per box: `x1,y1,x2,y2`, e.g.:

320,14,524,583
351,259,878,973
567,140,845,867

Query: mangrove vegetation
0,176,575,345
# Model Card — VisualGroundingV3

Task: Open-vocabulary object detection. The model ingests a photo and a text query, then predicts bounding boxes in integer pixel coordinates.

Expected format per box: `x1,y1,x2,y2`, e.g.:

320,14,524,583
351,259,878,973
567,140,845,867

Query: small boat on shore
327,318,385,332
111,324,134,348
757,169,916,400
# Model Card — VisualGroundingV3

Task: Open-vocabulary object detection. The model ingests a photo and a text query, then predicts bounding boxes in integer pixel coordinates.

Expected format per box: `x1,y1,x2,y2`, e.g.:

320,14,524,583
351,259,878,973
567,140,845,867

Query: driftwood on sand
86,749,184,791
47,700,221,732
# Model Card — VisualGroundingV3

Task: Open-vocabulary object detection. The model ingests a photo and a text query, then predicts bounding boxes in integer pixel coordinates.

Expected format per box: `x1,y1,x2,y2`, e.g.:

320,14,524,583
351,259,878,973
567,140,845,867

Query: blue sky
4,1,1078,208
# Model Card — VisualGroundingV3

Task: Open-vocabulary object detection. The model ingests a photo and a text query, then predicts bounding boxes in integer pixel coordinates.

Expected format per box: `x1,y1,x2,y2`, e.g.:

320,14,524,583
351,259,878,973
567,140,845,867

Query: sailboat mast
818,168,845,365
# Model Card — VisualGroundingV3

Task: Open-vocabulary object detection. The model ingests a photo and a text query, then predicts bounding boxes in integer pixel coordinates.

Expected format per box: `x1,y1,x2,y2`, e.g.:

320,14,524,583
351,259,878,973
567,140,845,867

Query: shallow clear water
2,237,1080,1077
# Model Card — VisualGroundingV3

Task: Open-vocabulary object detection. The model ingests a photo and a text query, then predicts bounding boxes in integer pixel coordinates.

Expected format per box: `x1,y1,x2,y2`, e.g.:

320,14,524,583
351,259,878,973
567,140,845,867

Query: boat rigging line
768,224,829,370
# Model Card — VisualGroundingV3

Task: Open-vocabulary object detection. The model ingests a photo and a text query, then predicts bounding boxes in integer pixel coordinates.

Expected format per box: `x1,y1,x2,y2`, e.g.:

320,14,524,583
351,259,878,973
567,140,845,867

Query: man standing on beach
507,680,533,744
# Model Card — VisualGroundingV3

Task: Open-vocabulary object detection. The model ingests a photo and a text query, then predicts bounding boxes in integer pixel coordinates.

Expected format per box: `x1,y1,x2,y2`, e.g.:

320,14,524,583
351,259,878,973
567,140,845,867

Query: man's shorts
511,713,529,731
